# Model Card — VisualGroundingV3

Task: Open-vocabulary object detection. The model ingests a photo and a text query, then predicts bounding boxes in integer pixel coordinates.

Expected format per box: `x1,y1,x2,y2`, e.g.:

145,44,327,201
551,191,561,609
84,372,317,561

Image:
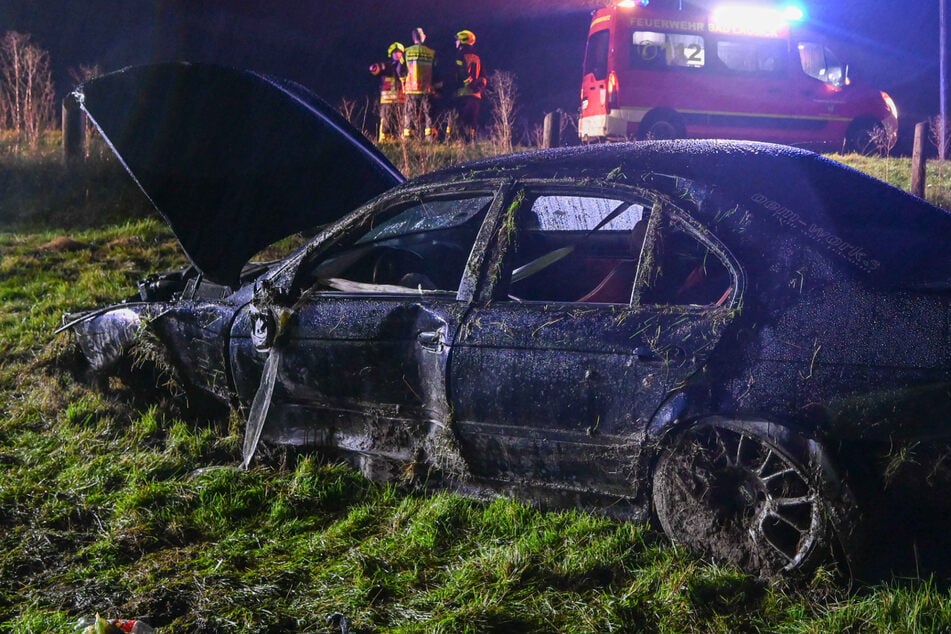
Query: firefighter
402,27,438,140
369,41,407,142
446,29,484,143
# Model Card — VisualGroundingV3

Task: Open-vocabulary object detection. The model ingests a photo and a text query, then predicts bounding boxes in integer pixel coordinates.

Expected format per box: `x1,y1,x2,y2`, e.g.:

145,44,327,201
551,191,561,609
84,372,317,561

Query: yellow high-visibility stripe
677,108,851,123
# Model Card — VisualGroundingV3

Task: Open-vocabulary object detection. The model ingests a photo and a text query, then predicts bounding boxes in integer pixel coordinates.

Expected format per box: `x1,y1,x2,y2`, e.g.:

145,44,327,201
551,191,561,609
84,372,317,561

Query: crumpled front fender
64,304,154,372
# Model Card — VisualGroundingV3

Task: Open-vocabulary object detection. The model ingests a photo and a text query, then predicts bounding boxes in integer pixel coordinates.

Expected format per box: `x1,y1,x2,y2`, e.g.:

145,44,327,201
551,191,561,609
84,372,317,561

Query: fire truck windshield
798,42,846,87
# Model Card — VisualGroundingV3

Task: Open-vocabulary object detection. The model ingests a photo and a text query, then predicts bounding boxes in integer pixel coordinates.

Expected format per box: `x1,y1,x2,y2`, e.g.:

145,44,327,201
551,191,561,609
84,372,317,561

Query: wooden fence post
62,93,85,164
542,111,561,149
911,121,927,198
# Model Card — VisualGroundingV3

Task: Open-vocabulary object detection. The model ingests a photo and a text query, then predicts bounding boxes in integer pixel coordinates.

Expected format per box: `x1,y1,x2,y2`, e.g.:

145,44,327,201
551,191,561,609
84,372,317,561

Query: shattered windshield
304,193,494,294
358,196,492,244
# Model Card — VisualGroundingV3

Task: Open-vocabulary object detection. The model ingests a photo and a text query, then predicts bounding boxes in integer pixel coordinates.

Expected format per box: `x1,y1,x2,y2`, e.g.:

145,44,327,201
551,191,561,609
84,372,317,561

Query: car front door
449,185,742,506
230,188,503,476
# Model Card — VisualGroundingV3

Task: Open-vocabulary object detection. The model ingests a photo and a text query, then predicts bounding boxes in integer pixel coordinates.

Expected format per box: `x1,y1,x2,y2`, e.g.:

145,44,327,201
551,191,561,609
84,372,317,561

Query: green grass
3,143,951,631
833,152,951,210
377,138,504,179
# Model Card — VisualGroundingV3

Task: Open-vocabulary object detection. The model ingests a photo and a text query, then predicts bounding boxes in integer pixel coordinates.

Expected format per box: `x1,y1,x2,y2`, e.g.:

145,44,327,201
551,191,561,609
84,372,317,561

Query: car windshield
304,194,494,294
798,42,845,87
357,196,490,244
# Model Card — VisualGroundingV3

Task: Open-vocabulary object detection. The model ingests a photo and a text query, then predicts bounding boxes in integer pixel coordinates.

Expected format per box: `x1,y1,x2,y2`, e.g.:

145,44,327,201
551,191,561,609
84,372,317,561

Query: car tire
652,418,860,577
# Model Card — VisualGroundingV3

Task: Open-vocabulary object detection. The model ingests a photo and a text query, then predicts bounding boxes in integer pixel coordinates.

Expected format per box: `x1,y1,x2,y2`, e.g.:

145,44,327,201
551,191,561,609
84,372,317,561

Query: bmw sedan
62,63,951,578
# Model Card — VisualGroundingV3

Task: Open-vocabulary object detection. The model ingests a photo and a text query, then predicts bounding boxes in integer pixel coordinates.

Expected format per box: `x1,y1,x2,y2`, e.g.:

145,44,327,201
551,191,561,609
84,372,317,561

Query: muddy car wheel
652,419,853,577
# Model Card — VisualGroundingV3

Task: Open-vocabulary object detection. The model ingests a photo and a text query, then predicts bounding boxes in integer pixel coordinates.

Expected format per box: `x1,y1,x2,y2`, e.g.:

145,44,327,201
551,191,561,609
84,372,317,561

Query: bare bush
559,109,579,141
929,116,950,201
867,125,895,180
525,109,579,148
338,96,373,141
487,70,519,154
0,31,55,150
870,125,895,157
527,121,545,148
68,63,102,88
929,115,951,159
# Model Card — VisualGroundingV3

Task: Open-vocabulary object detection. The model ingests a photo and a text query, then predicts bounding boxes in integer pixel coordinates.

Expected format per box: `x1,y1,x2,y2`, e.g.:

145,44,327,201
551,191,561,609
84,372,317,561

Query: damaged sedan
62,63,951,578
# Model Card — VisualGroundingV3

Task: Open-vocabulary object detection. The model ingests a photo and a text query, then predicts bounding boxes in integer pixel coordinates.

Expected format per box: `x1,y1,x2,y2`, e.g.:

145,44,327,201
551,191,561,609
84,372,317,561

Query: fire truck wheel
844,120,888,156
640,113,683,141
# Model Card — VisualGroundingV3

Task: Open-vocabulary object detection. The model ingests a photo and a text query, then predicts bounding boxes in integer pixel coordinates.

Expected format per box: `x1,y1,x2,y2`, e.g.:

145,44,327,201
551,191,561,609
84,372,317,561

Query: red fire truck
579,2,899,153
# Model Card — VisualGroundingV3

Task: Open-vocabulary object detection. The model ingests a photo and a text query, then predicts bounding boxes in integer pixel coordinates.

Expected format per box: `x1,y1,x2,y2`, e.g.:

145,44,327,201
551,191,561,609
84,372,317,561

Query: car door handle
418,330,444,352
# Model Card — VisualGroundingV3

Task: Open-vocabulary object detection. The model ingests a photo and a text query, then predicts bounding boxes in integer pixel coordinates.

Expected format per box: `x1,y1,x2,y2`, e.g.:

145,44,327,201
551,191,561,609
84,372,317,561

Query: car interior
507,193,733,307
304,195,493,295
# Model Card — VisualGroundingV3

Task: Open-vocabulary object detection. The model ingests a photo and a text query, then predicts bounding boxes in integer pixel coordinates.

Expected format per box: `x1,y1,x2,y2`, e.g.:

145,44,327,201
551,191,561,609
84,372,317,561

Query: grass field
2,142,951,632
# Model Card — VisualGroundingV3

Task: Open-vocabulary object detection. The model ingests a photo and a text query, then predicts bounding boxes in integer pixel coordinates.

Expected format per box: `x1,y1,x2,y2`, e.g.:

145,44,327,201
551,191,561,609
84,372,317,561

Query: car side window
715,38,787,75
506,193,651,304
636,214,734,307
307,195,492,294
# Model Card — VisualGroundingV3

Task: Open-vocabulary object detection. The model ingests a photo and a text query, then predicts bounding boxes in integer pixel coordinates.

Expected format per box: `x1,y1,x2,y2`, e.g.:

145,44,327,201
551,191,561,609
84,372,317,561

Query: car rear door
449,185,742,500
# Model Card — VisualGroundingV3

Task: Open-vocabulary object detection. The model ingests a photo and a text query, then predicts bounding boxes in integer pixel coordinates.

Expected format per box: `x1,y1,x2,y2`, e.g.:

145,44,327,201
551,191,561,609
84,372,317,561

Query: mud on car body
61,63,951,578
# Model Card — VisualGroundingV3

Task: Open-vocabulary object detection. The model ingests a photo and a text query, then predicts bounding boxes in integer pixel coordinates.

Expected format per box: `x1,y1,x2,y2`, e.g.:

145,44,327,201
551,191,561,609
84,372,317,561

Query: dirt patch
39,236,91,252
105,236,142,249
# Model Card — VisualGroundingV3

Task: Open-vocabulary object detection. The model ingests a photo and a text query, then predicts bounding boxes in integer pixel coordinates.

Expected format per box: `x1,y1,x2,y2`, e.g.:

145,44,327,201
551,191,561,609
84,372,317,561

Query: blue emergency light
782,4,805,22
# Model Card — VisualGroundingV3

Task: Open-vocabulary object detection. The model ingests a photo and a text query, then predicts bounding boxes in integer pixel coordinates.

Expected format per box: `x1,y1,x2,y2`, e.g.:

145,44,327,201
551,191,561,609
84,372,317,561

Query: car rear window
530,195,649,231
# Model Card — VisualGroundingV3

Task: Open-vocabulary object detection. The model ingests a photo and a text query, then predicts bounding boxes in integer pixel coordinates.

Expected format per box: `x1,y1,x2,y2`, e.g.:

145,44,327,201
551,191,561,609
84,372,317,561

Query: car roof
414,140,951,289
77,62,950,291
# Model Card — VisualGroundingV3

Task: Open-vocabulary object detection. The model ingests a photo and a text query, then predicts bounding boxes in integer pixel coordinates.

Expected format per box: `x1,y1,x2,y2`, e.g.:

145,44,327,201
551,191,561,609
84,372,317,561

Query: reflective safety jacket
370,58,407,104
453,46,483,99
404,44,436,95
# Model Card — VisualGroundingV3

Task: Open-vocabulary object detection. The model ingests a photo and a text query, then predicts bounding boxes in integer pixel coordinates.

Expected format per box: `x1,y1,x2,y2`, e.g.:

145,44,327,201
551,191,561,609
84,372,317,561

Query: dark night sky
0,1,941,147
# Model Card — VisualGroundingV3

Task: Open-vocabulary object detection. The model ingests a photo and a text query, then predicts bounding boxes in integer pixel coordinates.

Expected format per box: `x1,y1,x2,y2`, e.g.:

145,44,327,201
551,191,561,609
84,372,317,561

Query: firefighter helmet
388,42,405,56
455,30,476,46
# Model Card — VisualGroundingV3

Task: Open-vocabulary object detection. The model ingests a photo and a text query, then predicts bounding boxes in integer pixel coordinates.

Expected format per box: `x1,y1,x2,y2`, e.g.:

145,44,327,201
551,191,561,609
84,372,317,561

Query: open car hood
75,62,404,287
